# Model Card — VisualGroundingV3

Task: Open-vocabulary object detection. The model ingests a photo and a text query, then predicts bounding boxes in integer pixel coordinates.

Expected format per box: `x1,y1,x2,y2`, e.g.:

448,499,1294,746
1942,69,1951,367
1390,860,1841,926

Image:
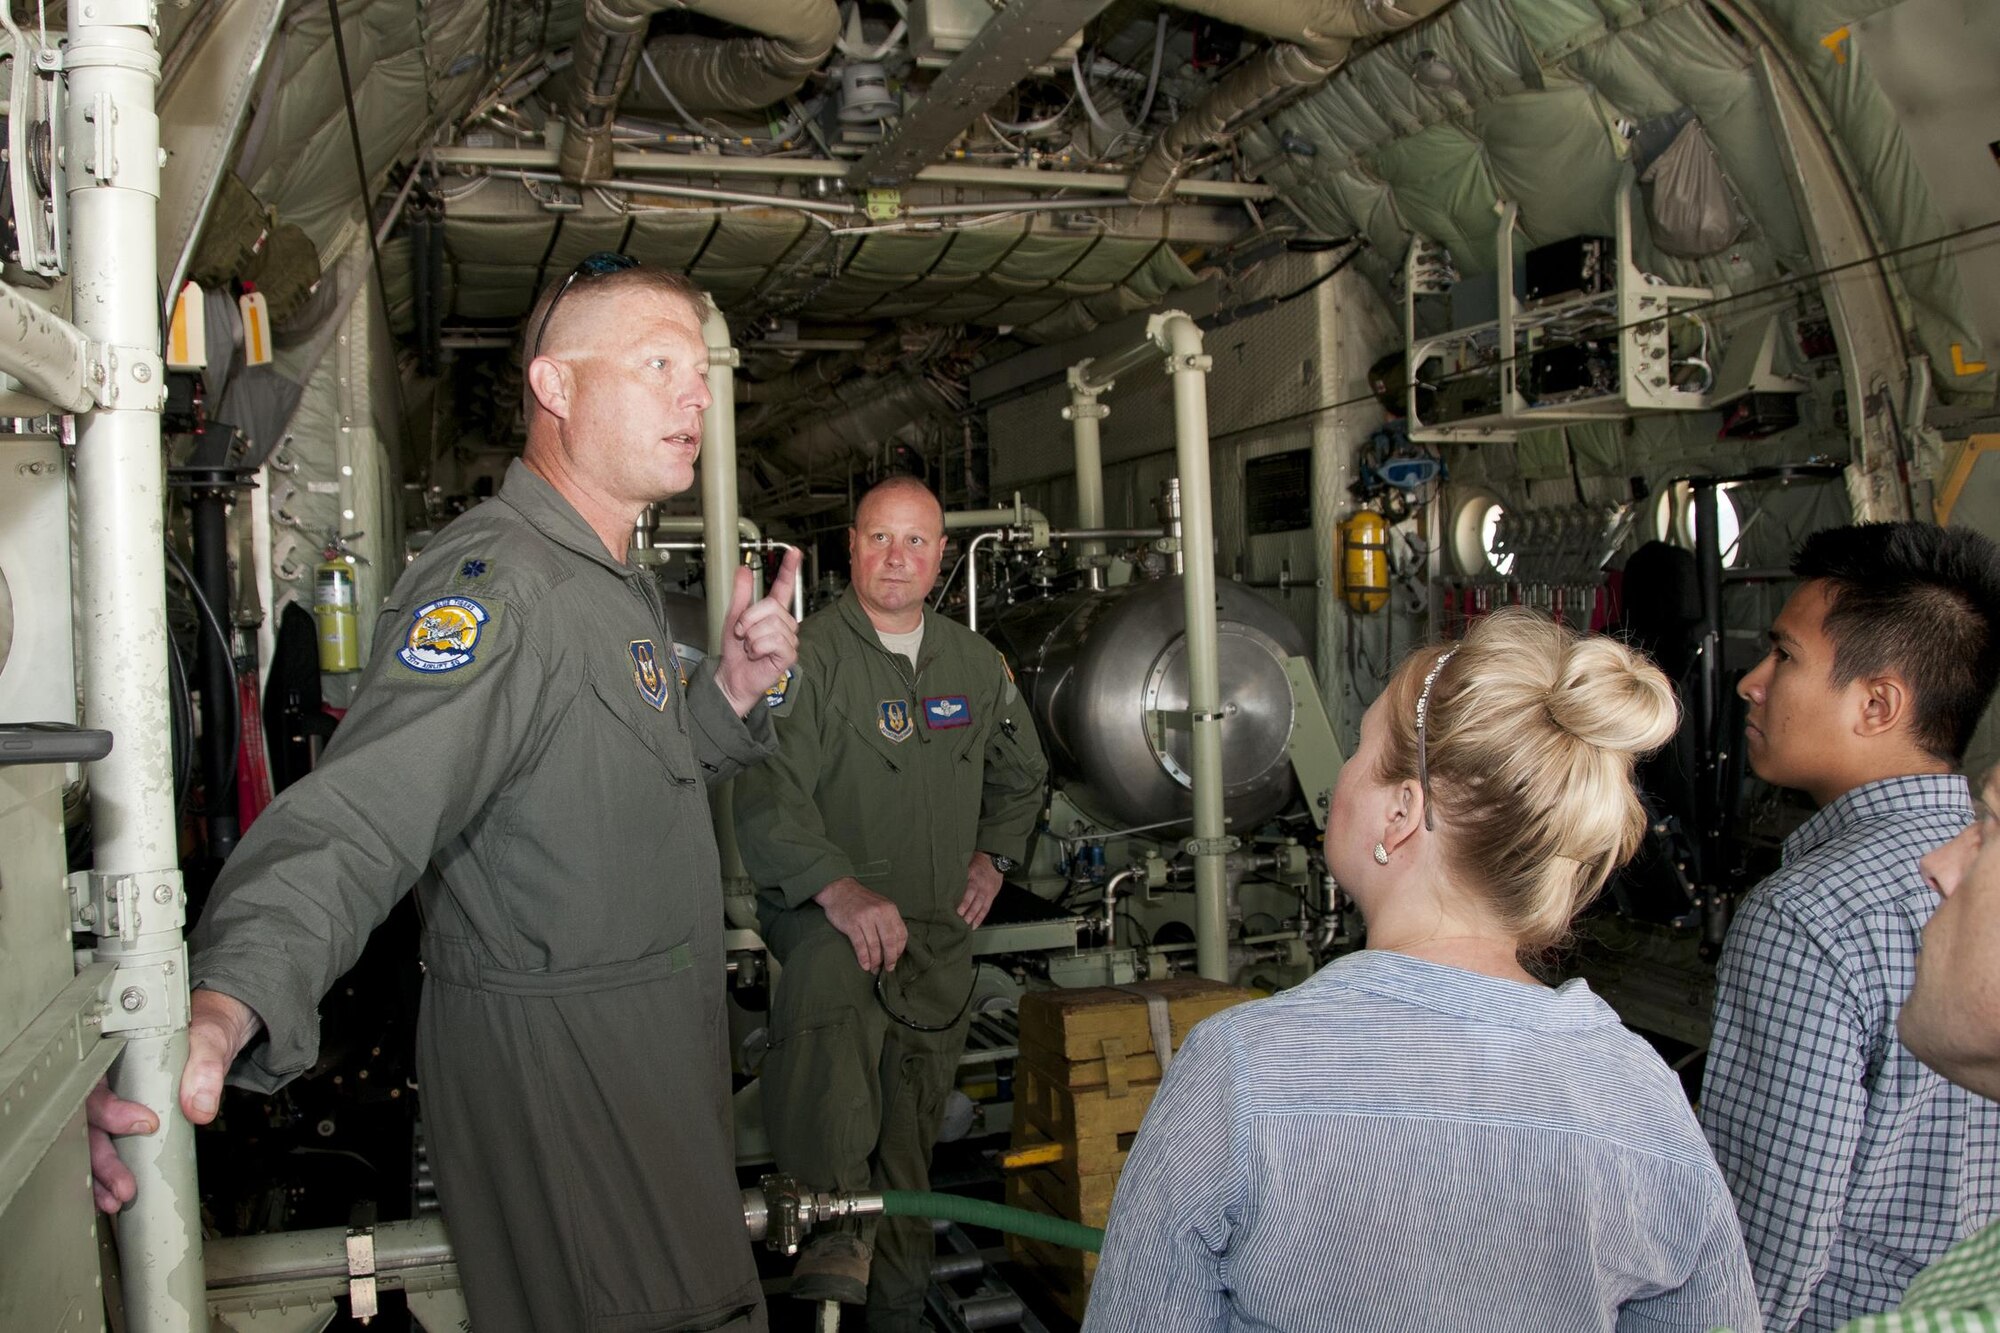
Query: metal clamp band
70,868,185,940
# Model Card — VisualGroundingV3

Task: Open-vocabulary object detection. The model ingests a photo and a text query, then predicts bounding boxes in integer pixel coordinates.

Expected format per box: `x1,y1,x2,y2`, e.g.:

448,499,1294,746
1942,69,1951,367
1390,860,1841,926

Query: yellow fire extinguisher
314,554,361,673
1339,510,1389,614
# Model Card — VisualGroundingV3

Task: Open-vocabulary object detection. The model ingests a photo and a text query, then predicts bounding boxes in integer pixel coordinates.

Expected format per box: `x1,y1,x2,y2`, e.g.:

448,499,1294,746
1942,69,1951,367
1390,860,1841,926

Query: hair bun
1544,637,1680,756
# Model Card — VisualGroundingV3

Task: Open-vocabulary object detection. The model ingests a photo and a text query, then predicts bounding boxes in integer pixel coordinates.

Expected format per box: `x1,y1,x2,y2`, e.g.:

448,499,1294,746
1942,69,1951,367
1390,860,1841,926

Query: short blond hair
519,264,707,419
1375,608,1679,951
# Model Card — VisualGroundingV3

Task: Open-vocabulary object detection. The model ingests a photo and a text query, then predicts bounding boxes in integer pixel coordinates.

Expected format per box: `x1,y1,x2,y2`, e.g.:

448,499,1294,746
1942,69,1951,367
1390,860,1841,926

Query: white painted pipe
698,295,760,925
965,529,1007,633
207,1217,454,1290
1063,365,1109,572
943,496,1048,532
0,281,94,411
67,11,207,1330
654,515,761,543
1149,311,1230,983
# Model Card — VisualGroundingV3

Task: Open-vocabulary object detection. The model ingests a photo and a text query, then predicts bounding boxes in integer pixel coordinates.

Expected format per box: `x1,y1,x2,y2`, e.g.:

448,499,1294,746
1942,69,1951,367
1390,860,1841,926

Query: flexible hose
878,1191,1104,1254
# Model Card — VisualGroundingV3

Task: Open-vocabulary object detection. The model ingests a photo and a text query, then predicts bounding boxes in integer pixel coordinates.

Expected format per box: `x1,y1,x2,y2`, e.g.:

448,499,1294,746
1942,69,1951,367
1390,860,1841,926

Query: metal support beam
155,0,287,302
844,0,1116,189
1755,48,1913,522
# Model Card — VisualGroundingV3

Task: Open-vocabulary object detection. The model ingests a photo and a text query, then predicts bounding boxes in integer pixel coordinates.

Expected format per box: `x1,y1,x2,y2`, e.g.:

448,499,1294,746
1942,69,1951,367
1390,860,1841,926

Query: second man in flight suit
735,476,1048,1330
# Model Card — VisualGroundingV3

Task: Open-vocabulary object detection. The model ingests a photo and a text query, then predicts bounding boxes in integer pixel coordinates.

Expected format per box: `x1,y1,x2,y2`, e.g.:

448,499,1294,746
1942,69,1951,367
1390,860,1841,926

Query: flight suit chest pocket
588,665,697,785
830,693,911,771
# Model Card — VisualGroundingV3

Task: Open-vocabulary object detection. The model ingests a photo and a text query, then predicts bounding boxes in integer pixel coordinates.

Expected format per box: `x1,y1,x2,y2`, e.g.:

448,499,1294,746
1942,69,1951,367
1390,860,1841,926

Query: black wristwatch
985,853,1018,874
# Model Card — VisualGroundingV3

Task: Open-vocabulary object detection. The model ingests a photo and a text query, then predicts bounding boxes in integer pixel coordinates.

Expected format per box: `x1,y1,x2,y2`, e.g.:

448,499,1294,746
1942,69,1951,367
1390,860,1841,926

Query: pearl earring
1373,843,1390,865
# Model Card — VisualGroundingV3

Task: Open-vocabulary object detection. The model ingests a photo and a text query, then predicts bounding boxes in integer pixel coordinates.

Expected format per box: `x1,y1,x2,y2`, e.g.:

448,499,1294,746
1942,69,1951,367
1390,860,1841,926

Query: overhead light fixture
838,5,898,122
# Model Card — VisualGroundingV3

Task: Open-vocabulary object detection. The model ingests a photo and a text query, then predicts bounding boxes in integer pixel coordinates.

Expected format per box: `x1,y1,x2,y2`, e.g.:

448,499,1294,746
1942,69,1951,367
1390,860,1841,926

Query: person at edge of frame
1702,522,2000,1332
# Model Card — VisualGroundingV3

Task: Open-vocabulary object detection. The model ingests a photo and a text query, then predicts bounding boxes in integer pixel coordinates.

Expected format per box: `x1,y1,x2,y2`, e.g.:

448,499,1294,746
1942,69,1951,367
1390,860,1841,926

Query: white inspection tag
239,290,273,366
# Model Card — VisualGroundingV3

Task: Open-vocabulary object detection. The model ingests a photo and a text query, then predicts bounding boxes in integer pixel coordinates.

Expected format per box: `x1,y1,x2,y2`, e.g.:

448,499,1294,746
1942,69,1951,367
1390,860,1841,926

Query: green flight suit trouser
761,906,974,1333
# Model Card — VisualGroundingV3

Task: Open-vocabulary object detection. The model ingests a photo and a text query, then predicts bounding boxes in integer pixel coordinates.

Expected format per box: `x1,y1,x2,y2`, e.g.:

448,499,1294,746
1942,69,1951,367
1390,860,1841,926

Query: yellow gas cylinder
313,557,361,673
1339,510,1390,614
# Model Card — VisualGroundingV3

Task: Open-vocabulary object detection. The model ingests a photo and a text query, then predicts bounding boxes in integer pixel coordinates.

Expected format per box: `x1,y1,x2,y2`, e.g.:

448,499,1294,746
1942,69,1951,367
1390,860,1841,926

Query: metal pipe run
206,1218,455,1290
431,144,1279,200
965,530,1007,633
647,541,808,623
699,295,756,925
944,496,1049,532
515,169,853,217
1064,366,1110,577
68,6,206,1327
0,280,95,412
1151,311,1229,982
1048,527,1166,541
652,515,763,543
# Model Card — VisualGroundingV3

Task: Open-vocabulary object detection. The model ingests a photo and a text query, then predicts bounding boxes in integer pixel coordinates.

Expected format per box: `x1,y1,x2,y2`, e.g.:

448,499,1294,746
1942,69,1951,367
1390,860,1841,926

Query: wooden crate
1005,978,1257,1317
1016,977,1259,1093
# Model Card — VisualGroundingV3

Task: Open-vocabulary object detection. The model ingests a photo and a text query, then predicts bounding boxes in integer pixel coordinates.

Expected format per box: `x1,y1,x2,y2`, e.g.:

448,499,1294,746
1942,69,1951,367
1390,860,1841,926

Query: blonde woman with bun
1082,609,1759,1333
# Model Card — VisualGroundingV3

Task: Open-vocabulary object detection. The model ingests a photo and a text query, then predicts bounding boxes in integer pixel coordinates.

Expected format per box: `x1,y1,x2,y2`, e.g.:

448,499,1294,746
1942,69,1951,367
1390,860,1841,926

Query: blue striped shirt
1703,774,1998,1333
1083,950,1759,1333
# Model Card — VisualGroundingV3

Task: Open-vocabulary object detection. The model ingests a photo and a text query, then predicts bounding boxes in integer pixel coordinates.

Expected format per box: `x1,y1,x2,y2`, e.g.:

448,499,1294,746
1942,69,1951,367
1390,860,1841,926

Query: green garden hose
878,1190,1104,1254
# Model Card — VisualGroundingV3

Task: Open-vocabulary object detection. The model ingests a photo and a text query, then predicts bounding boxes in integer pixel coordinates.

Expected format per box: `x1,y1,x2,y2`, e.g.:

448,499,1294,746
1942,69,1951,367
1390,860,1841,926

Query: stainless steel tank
988,577,1308,831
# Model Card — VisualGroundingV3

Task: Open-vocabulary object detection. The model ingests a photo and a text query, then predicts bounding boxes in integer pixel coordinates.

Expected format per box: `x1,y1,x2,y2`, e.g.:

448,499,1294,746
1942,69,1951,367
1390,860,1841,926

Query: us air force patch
764,668,795,708
630,640,671,711
923,695,970,729
879,699,914,743
398,598,489,673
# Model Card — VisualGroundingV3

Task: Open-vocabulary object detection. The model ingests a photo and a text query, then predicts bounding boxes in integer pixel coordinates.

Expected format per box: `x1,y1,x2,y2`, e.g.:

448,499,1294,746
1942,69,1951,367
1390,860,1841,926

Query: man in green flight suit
735,476,1048,1329
87,259,801,1333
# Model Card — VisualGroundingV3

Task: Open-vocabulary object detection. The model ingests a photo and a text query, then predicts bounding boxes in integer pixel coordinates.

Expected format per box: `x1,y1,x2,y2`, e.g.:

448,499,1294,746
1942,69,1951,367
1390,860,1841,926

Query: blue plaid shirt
1703,774,1998,1333
1084,951,1759,1333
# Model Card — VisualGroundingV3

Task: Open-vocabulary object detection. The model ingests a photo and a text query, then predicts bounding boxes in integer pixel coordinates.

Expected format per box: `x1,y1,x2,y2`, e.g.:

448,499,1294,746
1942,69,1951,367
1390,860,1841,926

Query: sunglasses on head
529,251,641,359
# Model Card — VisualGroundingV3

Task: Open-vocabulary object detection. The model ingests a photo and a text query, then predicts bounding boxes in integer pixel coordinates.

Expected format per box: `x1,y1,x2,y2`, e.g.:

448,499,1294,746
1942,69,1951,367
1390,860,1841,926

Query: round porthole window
1452,495,1516,577
1657,481,1744,567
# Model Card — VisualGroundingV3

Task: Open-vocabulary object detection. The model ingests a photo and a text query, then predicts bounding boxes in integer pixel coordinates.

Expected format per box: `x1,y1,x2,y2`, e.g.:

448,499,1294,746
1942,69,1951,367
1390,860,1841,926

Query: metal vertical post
68,2,207,1326
1151,312,1229,983
1692,479,1725,888
189,481,241,861
1063,367,1109,584
699,296,754,916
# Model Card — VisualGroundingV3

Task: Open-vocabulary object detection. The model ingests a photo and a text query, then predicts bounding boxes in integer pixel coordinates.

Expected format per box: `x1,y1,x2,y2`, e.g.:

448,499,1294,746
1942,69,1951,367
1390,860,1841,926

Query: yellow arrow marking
1952,343,1989,376
1821,26,1852,63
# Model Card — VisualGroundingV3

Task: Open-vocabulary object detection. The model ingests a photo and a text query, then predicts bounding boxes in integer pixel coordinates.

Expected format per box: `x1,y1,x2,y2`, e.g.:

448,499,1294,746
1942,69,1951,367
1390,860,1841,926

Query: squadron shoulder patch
764,668,795,708
630,639,672,711
923,695,971,729
397,597,489,674
878,698,914,743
